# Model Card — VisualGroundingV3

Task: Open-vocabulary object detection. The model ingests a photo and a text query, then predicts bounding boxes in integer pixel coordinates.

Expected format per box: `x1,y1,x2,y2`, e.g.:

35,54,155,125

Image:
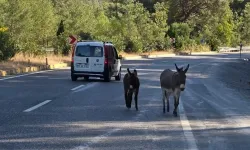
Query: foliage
0,0,250,60
241,2,250,44
57,20,65,37
0,30,17,61
168,22,193,50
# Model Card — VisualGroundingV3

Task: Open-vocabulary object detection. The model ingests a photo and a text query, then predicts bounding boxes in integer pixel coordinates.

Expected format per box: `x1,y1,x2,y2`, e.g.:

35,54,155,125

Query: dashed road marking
23,100,52,112
72,83,99,93
71,85,85,91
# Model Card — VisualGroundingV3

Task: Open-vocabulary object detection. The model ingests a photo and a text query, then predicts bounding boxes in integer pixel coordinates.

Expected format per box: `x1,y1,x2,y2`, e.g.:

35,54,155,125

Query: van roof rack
77,40,99,42
103,41,113,44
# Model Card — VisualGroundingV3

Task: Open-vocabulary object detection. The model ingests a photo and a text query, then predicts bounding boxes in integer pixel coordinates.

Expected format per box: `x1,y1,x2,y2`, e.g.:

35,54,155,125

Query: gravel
213,59,250,99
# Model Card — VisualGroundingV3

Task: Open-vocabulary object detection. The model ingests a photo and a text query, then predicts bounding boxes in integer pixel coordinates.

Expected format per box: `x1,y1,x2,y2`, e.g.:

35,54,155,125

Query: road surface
0,53,250,150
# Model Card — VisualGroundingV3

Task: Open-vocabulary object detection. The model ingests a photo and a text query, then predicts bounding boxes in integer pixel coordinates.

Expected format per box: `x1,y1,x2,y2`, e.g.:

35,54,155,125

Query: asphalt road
0,53,250,150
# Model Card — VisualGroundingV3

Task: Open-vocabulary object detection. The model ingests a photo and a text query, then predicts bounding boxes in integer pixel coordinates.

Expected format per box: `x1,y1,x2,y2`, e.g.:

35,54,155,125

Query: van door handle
86,58,89,63
113,59,116,64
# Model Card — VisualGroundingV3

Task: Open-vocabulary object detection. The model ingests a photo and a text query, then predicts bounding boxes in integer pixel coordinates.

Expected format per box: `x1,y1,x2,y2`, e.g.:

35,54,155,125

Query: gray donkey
123,68,140,111
160,64,189,117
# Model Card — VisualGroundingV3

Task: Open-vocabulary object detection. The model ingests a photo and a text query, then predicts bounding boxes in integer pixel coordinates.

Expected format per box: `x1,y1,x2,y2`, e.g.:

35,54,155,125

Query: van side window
76,45,103,57
113,47,118,59
109,46,114,58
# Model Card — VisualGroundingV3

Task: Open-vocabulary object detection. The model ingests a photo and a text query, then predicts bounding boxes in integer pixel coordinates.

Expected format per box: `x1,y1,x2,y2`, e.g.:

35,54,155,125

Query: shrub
0,30,17,61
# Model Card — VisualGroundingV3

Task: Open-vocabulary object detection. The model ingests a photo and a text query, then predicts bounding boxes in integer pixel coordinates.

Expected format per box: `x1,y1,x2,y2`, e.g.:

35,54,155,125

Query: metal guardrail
218,47,250,53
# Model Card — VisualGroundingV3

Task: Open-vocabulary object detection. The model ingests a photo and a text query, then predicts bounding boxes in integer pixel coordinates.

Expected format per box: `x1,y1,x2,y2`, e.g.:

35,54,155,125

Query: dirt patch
0,53,71,71
214,59,250,98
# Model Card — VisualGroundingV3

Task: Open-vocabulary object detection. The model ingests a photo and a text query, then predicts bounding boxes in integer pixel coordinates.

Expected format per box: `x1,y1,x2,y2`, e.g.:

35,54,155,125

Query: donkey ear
175,63,181,72
133,69,137,77
184,64,189,73
127,68,132,75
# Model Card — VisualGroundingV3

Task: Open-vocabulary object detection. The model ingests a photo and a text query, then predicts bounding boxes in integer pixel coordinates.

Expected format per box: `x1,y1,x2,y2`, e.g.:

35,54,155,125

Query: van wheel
104,70,111,82
71,74,77,81
115,68,121,81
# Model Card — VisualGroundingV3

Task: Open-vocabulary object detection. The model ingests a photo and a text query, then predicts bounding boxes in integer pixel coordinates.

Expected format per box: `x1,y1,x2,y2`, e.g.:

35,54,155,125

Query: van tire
104,69,111,82
115,68,121,81
71,74,77,81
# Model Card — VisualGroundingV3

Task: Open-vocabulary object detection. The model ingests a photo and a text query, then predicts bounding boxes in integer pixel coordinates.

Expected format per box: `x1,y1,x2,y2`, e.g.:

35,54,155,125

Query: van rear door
74,45,92,72
74,44,104,72
90,46,104,73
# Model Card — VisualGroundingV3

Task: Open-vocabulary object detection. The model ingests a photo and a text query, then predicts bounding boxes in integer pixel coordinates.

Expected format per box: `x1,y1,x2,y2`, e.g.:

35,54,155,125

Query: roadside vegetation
0,0,250,70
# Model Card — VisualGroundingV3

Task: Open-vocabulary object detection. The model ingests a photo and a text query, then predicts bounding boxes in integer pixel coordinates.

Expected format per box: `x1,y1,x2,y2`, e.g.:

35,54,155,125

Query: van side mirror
118,55,123,59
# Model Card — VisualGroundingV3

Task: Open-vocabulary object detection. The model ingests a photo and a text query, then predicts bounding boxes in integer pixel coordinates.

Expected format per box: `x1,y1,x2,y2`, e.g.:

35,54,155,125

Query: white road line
0,70,54,81
23,100,52,112
71,85,85,91
72,82,99,93
179,97,198,150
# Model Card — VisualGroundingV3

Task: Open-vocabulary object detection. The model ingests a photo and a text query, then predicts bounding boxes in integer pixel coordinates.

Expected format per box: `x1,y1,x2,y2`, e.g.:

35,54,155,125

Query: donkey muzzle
180,84,185,91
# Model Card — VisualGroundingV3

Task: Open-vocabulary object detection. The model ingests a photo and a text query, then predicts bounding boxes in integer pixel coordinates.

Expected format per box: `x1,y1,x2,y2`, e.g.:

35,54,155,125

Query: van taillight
104,58,108,65
71,45,75,62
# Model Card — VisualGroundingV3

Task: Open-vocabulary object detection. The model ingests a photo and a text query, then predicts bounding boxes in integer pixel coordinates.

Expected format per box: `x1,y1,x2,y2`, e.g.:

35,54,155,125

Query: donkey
123,68,140,111
160,63,189,117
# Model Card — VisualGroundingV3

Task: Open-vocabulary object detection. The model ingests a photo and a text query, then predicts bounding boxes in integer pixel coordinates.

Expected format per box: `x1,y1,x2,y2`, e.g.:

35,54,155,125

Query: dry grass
180,45,211,53
119,49,175,57
0,53,71,71
0,47,211,71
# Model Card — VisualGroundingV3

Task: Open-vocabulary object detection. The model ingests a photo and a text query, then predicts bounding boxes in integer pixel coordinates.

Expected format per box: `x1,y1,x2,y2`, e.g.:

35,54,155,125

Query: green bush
53,33,70,56
0,31,17,61
168,23,193,50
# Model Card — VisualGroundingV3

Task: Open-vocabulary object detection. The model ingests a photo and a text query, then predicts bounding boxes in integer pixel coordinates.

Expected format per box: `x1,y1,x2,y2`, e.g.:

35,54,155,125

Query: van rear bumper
72,71,104,77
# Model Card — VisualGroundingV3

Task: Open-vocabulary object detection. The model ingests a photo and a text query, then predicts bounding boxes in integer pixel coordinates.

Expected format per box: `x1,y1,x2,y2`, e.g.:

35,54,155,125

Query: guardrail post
240,43,242,59
46,57,48,69
28,59,30,67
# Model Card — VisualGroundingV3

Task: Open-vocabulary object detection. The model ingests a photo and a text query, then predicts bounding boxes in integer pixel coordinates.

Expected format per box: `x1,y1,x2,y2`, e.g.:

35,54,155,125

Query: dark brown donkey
123,68,140,111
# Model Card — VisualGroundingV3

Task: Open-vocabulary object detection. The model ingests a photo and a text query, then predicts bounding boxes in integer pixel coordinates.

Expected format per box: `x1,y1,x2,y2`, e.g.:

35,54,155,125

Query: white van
70,41,122,82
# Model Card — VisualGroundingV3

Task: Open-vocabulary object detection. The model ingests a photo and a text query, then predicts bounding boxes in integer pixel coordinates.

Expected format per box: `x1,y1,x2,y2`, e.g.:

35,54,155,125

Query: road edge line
179,97,198,150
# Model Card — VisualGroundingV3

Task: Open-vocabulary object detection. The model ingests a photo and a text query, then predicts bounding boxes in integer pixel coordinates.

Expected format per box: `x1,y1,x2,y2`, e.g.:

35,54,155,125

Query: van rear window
75,45,103,57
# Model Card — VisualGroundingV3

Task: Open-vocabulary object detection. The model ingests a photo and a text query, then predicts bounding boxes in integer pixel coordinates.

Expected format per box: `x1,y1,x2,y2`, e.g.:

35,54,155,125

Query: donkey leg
124,90,130,109
134,93,138,111
162,89,166,113
134,89,139,111
166,93,170,112
173,97,180,117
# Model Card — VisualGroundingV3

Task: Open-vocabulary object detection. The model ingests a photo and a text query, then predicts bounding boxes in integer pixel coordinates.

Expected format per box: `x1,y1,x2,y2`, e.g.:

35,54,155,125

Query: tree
242,2,250,44
168,0,216,24
0,29,17,61
57,20,65,37
152,2,169,50
3,0,56,54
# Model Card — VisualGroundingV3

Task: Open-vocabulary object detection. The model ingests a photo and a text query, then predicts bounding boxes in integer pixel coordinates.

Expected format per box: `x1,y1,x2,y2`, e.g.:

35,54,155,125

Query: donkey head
127,68,138,90
175,63,189,91
127,68,138,99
